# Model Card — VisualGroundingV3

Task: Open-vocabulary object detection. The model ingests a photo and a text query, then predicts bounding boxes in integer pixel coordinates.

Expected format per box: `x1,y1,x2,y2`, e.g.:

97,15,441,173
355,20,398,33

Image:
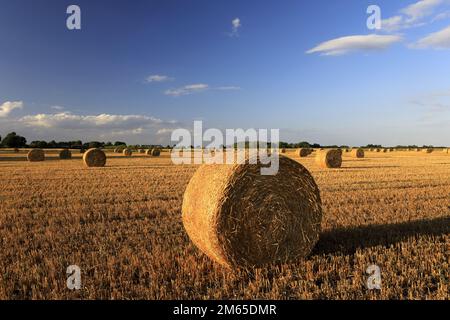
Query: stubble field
0,149,448,299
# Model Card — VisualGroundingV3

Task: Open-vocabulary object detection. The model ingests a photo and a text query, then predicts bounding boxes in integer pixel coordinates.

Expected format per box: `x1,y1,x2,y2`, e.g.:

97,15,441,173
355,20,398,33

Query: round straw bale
424,148,433,153
139,149,146,154
27,149,45,162
123,148,132,157
281,148,286,154
182,155,322,268
383,149,388,153
298,148,310,157
150,148,161,156
316,149,342,168
351,148,364,158
376,148,381,152
83,148,106,167
59,149,72,159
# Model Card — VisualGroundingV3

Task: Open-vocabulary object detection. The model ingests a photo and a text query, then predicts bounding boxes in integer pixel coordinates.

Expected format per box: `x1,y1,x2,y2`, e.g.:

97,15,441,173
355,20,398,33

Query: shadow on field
312,216,450,256
0,157,75,162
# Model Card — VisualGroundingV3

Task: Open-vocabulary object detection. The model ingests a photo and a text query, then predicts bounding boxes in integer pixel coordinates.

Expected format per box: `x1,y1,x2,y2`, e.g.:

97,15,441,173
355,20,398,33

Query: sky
1,0,450,146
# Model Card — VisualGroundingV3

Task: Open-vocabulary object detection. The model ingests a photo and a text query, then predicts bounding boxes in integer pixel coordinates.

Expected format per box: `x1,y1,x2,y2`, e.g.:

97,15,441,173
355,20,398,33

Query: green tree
1,132,27,148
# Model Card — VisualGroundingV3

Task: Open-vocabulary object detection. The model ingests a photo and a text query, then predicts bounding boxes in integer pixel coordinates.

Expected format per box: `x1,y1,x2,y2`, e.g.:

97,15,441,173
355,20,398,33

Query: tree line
0,132,441,149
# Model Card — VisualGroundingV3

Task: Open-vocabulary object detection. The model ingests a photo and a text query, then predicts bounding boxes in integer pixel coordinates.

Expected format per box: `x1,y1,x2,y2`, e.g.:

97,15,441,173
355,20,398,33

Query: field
0,149,448,299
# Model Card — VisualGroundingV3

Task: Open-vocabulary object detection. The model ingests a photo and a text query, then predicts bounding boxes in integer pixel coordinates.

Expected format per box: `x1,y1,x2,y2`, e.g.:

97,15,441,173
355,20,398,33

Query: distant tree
87,141,103,149
297,141,311,148
30,141,48,148
1,132,27,148
114,141,127,146
48,140,57,148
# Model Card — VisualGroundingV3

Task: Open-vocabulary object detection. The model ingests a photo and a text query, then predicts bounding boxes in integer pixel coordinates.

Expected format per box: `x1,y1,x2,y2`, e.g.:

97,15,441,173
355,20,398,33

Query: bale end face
182,155,322,269
83,148,106,167
123,148,133,157
59,149,72,159
298,148,310,157
151,148,161,156
351,148,365,158
27,149,45,162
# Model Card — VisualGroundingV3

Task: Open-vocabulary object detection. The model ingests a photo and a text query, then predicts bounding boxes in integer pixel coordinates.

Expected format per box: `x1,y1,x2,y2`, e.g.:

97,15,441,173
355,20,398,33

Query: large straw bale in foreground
351,148,364,158
316,149,342,168
59,149,72,159
83,148,106,167
182,156,322,269
27,149,45,162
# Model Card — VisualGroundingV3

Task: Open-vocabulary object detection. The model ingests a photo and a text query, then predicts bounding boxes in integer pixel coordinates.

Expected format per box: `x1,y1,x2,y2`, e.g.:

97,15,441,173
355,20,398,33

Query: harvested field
0,149,448,299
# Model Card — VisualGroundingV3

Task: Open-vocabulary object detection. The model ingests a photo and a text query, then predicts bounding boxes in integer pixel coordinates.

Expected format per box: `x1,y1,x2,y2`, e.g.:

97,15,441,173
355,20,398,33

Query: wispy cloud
146,74,173,83
306,34,402,56
164,84,241,96
0,101,23,117
412,24,450,48
410,89,450,112
215,86,241,91
165,83,209,96
381,0,446,31
51,105,64,111
228,18,241,37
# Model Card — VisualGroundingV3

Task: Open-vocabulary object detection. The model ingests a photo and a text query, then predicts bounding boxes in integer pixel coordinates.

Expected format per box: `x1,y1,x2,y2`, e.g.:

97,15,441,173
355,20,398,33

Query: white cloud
51,105,64,110
146,74,173,83
412,24,450,48
0,101,23,117
229,18,241,37
165,83,209,96
20,112,163,130
381,15,405,32
156,128,174,135
432,10,450,22
402,0,443,23
381,0,445,31
306,34,402,56
216,86,241,91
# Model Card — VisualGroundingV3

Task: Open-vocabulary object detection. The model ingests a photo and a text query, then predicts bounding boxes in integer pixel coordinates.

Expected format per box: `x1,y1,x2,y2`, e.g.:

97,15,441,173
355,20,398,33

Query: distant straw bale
351,148,365,158
316,149,342,168
59,149,72,159
123,148,132,157
298,148,310,157
27,149,45,162
83,148,106,167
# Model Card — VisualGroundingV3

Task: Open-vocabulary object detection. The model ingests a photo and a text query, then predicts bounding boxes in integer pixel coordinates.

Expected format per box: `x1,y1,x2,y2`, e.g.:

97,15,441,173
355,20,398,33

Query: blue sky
1,0,449,146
